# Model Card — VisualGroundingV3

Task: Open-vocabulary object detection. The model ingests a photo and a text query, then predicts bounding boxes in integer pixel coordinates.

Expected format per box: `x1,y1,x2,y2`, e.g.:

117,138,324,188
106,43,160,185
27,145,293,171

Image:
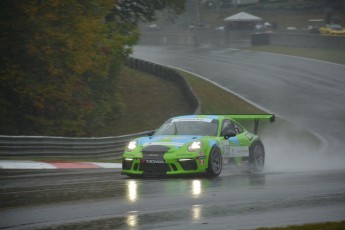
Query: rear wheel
249,141,265,173
206,147,222,177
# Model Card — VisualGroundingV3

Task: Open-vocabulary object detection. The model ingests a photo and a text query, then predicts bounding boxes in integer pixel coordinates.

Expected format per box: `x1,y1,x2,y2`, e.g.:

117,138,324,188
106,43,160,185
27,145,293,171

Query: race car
319,24,345,36
121,114,275,177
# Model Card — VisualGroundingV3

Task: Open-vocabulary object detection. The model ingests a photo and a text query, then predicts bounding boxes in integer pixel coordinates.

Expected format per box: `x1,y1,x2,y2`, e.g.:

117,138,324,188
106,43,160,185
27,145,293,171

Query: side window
233,121,244,134
221,120,236,135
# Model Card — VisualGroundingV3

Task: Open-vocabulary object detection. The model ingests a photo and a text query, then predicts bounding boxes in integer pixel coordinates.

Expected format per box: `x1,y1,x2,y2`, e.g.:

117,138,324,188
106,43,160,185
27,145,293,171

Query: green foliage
0,0,185,136
107,0,186,23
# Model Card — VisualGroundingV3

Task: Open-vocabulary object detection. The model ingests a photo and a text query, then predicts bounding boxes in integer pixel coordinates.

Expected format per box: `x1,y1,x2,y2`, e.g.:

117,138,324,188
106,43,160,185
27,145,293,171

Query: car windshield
329,24,343,30
154,119,219,136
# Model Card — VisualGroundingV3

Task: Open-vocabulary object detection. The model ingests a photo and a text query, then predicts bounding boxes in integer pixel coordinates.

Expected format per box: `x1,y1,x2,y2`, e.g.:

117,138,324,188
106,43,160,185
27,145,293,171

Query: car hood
137,135,202,149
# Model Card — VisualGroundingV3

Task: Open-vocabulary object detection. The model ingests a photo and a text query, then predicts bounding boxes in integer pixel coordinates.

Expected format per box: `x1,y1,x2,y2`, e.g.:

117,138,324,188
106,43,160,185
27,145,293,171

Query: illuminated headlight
188,140,202,152
127,140,137,152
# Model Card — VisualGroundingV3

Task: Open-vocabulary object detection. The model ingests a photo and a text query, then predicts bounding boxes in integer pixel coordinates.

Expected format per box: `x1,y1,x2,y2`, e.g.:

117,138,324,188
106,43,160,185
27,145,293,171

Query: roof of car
173,115,221,120
172,114,275,122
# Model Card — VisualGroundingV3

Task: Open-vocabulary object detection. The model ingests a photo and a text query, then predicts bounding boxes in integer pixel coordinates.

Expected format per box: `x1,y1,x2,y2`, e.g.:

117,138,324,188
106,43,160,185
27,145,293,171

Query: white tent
224,12,262,22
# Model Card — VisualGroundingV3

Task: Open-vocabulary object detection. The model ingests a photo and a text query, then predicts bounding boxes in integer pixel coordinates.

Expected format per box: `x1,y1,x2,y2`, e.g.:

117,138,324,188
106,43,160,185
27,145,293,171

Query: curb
0,160,122,169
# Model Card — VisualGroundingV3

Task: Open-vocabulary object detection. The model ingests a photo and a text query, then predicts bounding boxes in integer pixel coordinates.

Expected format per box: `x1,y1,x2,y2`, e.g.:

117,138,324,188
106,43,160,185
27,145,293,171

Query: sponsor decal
197,156,206,159
245,133,255,141
176,153,193,156
198,151,205,156
171,118,213,123
143,142,184,147
230,147,249,157
144,159,165,164
200,160,204,165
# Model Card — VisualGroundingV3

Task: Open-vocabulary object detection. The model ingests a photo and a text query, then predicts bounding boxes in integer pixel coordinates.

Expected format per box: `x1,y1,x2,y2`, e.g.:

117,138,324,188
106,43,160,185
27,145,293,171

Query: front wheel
249,141,265,173
206,147,222,177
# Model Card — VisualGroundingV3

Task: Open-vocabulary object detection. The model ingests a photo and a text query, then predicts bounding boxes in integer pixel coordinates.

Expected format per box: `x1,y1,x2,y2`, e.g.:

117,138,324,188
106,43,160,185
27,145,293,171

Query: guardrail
126,57,200,114
0,132,147,160
0,57,200,160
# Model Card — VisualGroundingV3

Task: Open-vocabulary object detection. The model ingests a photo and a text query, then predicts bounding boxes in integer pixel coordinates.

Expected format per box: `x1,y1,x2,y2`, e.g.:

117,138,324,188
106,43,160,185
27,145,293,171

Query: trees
0,0,185,136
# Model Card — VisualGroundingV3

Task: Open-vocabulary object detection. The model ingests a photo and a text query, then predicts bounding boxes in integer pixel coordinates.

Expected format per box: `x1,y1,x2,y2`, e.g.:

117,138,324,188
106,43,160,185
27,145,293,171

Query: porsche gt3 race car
121,114,275,177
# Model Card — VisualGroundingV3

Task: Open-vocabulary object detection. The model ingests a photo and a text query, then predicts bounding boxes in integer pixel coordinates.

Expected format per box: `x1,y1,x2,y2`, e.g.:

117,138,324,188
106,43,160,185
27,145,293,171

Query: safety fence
0,58,200,160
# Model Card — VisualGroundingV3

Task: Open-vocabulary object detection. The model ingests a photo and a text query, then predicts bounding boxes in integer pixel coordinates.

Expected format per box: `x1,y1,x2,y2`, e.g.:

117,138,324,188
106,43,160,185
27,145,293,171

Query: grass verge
243,46,345,65
256,221,345,230
92,66,194,136
180,71,264,114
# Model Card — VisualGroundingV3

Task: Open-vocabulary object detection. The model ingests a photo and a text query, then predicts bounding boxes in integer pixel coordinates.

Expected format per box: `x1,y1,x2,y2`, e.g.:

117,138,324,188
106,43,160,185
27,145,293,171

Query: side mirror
147,130,155,136
223,130,236,139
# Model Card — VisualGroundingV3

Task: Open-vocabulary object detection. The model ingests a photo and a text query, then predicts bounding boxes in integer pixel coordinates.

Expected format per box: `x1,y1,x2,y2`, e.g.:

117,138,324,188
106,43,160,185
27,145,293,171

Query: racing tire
206,147,222,177
249,141,265,173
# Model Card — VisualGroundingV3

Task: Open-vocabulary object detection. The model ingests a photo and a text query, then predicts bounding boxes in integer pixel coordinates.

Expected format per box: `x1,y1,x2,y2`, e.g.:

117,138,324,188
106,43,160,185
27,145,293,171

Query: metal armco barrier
0,58,200,160
0,132,148,160
126,57,200,115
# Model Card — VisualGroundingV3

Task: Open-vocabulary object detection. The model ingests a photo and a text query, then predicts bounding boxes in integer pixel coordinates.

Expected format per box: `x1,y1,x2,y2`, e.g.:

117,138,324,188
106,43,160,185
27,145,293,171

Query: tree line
0,0,185,136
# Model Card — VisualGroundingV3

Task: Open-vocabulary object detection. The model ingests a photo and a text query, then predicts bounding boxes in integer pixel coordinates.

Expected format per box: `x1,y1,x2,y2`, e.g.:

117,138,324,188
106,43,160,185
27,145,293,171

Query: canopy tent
224,12,262,22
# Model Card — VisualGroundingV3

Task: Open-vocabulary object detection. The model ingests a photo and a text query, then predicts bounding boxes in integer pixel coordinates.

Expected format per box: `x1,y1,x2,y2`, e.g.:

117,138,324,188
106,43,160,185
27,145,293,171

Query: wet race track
1,46,345,229
1,169,345,229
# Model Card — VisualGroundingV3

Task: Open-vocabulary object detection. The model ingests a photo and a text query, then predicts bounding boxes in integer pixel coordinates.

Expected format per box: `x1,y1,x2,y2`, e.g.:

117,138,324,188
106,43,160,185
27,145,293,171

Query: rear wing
229,114,275,122
228,114,275,134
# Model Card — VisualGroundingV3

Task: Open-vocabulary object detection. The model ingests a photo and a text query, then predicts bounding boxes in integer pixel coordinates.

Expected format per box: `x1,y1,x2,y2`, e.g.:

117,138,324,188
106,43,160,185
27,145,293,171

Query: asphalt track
1,46,345,229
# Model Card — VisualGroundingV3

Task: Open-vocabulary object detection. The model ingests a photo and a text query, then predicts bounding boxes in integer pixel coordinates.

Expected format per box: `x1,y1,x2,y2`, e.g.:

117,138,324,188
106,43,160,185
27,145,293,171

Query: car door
220,119,249,161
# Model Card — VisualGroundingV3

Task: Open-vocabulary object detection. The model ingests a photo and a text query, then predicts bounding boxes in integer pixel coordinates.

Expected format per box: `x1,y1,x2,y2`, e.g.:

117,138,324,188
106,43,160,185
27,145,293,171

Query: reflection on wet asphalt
1,169,345,229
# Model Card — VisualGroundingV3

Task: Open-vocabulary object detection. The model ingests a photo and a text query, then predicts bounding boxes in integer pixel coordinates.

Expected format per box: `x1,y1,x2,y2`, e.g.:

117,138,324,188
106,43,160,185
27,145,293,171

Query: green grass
256,221,345,230
180,71,264,114
243,46,345,65
92,66,194,136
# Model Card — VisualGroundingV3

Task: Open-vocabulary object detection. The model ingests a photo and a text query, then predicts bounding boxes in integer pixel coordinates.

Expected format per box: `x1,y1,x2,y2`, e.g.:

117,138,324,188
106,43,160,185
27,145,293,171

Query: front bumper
121,157,207,176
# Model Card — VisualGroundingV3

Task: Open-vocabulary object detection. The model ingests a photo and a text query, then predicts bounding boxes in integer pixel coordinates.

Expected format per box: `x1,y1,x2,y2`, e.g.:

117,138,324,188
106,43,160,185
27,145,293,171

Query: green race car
122,114,275,177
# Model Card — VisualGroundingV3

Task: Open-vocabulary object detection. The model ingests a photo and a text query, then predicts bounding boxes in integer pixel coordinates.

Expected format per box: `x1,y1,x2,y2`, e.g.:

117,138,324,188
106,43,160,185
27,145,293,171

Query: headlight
127,140,137,152
188,140,202,152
